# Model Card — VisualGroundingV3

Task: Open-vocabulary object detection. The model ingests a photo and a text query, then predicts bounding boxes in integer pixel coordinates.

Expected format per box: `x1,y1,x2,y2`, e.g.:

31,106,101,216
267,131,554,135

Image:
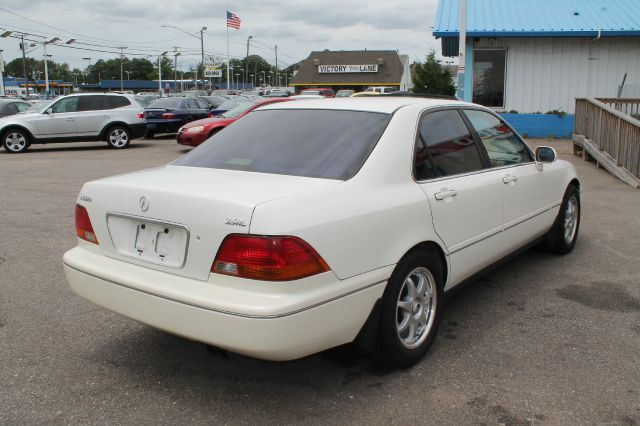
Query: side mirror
45,108,53,115
534,146,557,171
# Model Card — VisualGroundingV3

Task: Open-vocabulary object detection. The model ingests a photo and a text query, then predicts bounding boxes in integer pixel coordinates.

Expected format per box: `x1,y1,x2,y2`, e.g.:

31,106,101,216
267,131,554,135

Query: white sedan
63,97,581,367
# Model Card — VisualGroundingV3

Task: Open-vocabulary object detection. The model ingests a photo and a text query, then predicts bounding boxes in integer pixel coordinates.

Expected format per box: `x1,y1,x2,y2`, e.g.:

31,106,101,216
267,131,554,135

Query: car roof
257,97,469,114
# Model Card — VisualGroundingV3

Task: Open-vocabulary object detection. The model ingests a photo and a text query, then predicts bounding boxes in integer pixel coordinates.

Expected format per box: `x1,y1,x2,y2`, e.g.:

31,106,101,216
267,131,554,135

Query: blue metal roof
434,0,640,37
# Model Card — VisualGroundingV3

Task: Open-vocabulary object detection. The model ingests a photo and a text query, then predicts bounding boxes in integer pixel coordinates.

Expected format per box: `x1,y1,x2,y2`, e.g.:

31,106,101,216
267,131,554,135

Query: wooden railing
595,98,640,119
574,98,640,187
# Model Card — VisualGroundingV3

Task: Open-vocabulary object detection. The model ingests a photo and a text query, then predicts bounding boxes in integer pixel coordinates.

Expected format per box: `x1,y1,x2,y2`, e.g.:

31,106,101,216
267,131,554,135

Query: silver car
0,93,147,153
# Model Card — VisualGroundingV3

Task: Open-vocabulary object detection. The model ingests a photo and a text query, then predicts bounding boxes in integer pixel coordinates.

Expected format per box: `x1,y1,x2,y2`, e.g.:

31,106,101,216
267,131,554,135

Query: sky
0,0,445,73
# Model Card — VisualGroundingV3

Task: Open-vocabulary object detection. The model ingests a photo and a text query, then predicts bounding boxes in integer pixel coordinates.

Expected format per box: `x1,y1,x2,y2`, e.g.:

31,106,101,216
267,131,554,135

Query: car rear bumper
145,119,183,134
63,245,388,361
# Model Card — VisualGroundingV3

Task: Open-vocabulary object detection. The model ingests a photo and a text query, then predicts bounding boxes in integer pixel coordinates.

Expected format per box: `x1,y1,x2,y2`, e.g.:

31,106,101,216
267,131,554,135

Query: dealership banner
318,64,378,73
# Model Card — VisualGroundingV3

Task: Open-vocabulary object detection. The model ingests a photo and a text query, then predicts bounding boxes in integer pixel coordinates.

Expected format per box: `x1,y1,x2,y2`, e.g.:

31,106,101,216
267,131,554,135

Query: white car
0,93,146,153
63,97,581,367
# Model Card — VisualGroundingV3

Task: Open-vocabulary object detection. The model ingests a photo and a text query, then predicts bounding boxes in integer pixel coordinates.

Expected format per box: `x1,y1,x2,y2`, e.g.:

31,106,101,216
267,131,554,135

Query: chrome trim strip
447,201,561,255
503,202,562,231
64,263,387,319
448,228,502,255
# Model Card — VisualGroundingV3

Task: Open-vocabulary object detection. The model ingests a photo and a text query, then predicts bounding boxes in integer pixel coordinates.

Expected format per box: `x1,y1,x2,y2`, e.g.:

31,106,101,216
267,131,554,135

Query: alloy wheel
396,267,437,349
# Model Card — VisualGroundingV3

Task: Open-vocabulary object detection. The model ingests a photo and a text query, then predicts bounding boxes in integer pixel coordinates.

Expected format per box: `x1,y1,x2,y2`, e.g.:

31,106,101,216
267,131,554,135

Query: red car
177,98,292,147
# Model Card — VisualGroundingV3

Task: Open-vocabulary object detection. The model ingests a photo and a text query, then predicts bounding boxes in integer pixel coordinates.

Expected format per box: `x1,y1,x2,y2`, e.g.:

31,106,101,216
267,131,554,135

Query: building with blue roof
434,0,640,137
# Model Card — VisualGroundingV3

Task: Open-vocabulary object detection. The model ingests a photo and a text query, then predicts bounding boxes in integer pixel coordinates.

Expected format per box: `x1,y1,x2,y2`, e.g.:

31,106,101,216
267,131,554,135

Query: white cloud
0,0,444,71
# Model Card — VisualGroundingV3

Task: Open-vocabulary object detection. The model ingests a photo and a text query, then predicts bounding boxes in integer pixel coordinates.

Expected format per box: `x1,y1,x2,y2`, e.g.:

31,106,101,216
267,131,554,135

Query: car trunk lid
79,165,339,281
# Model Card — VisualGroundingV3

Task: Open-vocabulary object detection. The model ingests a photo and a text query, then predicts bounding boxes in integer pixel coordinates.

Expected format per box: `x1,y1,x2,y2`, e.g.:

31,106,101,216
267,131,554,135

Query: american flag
227,11,241,29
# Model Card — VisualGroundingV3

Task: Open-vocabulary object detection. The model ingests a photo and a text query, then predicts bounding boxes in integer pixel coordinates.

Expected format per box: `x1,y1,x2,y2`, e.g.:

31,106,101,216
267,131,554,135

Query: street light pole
158,51,167,96
43,37,60,99
244,35,252,91
83,57,91,83
173,48,181,94
200,26,206,92
124,70,131,80
118,46,127,92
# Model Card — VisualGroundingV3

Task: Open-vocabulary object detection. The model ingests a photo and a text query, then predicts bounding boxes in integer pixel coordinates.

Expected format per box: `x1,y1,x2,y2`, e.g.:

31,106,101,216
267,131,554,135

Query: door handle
66,118,75,121
102,115,111,119
434,189,457,200
502,174,518,184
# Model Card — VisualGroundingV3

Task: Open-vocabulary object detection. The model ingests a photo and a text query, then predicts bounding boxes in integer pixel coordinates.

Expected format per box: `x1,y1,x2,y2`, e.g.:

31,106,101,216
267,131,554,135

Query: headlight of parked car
186,126,205,133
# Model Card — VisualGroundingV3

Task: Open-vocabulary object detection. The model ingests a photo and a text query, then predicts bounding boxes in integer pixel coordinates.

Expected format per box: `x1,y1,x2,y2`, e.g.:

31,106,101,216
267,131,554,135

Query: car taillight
137,111,144,119
161,113,176,119
208,112,213,118
212,235,329,281
75,204,98,244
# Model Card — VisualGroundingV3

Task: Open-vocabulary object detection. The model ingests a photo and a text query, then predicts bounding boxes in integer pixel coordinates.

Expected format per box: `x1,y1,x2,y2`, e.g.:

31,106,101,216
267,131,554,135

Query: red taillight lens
208,112,213,118
75,204,98,244
212,235,329,281
137,111,144,119
161,113,176,119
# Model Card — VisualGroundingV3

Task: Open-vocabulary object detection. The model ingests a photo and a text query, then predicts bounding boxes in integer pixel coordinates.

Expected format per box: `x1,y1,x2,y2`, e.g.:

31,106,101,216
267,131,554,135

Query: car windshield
221,102,255,118
25,100,54,113
147,98,184,109
174,109,391,180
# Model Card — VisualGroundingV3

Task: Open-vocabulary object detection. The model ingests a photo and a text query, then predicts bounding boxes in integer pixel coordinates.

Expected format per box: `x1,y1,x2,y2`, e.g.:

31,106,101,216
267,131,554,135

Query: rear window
104,96,131,109
147,98,185,109
174,109,391,180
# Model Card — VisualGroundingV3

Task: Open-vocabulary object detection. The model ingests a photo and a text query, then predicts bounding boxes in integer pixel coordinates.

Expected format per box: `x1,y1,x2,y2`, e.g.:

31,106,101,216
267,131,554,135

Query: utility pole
172,47,180,94
21,34,28,94
274,45,278,88
244,35,252,91
199,27,206,92
119,46,127,92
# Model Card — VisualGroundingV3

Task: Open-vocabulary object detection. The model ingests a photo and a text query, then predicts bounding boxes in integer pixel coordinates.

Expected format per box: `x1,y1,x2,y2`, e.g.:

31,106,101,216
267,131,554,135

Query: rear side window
414,109,484,180
77,96,105,112
16,102,30,112
147,98,184,109
104,96,131,109
174,109,391,180
194,98,209,109
463,109,533,167
3,103,18,114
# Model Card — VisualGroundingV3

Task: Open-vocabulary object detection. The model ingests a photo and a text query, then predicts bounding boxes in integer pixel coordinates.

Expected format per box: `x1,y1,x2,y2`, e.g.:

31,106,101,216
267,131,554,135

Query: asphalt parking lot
1,136,639,425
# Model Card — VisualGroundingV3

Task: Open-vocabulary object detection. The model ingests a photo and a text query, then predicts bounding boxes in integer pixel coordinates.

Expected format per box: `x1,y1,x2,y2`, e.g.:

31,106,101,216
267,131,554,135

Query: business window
472,49,506,108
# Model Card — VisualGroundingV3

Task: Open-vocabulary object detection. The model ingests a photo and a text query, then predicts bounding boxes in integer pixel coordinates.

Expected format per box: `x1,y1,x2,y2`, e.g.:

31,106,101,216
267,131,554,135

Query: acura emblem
139,196,150,212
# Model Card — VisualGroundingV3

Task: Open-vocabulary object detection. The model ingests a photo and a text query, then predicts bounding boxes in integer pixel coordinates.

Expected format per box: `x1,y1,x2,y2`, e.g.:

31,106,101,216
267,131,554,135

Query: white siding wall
473,37,640,113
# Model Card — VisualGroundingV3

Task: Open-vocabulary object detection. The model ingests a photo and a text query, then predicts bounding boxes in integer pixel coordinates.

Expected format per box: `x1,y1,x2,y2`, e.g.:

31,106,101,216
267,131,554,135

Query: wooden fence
574,98,640,188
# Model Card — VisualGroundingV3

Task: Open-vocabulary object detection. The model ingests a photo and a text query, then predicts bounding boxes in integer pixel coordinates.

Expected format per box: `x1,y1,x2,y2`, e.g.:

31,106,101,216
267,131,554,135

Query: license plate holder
107,214,189,268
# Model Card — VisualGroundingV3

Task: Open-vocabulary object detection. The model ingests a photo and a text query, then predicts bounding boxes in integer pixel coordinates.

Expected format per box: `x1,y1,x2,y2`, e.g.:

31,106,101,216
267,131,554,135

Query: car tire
106,125,131,149
2,129,30,153
374,247,444,368
545,184,580,254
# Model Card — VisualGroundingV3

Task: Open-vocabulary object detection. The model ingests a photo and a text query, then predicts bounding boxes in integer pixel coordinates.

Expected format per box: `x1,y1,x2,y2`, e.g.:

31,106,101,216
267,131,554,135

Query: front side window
186,99,198,109
50,97,78,113
194,98,209,109
472,49,506,108
414,109,484,180
174,109,391,180
464,109,532,167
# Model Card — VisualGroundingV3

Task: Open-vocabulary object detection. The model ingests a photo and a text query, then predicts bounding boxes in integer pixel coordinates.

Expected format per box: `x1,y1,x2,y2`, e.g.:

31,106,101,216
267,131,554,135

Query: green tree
412,51,456,96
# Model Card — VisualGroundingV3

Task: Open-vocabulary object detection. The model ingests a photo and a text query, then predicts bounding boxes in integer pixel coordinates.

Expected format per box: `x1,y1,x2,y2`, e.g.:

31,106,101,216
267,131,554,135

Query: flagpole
226,10,230,90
